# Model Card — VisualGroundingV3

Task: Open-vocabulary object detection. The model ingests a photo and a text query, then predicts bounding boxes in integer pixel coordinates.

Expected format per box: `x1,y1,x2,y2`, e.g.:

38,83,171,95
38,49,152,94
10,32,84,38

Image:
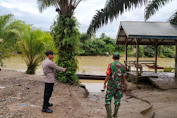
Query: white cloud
0,0,177,38
1,0,39,15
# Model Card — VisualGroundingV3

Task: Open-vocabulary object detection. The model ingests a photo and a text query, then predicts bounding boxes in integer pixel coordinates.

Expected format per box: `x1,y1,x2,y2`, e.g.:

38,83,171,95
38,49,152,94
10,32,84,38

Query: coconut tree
87,0,176,35
17,25,55,74
37,0,82,85
0,14,24,66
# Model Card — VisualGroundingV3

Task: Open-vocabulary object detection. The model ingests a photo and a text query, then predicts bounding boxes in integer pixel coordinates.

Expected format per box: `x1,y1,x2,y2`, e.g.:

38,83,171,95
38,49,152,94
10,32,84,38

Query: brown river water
2,55,175,75
1,56,175,92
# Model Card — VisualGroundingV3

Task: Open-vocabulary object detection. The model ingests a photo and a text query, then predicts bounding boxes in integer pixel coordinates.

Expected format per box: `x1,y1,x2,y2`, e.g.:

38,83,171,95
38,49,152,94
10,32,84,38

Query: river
2,55,175,75
1,56,175,92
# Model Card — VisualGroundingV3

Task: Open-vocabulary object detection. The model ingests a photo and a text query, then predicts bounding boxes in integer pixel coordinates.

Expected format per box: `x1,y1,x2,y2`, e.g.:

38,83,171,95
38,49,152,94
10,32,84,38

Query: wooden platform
77,74,105,80
128,72,177,90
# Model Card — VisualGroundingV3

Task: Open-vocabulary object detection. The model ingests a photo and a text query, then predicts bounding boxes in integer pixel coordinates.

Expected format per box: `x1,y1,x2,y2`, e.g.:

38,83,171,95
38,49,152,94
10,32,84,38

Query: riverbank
0,70,177,118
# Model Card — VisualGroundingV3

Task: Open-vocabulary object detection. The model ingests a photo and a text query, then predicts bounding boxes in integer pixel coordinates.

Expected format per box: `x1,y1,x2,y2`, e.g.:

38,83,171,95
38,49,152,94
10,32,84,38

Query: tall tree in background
37,0,82,85
87,0,176,35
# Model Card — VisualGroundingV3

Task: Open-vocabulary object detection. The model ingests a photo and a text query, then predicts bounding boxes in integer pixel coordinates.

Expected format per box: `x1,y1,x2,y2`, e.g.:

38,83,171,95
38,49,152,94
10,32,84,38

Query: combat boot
112,103,120,118
42,108,53,113
105,104,112,118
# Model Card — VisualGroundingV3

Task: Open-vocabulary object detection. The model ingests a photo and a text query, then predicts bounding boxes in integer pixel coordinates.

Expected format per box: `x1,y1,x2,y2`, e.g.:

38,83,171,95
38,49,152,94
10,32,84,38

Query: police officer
42,50,66,113
104,52,126,118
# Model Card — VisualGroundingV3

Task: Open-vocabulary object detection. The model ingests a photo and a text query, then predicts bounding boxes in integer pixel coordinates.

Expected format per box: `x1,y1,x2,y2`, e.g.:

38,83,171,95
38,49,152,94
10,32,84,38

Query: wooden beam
129,39,134,44
175,41,177,81
138,39,142,43
155,44,158,73
136,39,139,87
118,35,127,37
153,39,157,45
116,41,175,45
135,38,138,44
149,39,153,43
124,37,128,45
158,39,164,45
125,44,128,70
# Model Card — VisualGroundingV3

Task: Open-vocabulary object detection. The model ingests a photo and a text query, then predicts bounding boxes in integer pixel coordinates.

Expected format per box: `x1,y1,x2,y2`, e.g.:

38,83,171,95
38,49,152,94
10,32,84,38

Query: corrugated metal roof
116,21,177,45
122,21,177,37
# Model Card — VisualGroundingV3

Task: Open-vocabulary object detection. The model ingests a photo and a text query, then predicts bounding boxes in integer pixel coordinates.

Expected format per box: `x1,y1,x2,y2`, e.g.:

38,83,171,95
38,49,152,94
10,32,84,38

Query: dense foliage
0,14,55,74
17,25,55,74
37,0,82,85
0,14,23,66
78,33,175,58
51,14,80,85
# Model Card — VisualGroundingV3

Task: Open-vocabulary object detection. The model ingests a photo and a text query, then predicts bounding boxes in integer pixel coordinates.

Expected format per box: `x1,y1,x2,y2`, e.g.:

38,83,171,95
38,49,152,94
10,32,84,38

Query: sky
0,0,177,38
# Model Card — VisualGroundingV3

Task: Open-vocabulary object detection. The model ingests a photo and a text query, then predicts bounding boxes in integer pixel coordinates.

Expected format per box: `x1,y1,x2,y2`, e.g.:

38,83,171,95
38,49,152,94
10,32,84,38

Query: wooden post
125,44,128,70
155,45,158,73
175,41,177,80
136,39,139,86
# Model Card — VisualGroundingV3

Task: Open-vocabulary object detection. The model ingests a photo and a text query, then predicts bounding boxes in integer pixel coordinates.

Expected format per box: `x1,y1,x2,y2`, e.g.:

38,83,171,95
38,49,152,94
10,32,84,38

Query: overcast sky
0,0,177,38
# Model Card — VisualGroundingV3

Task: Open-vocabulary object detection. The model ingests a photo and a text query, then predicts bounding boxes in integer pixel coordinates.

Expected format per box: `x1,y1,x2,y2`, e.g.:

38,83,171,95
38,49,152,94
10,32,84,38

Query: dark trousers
43,83,54,109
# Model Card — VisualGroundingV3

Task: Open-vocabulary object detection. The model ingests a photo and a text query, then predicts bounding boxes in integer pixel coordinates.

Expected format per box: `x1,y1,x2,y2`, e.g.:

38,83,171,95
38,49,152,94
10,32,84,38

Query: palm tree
37,0,82,15
17,25,55,74
87,0,176,35
0,14,23,66
37,0,82,85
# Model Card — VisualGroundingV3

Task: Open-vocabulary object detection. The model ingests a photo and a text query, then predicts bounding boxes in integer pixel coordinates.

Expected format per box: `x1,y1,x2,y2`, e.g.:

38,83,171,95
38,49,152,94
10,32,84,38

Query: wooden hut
116,21,177,85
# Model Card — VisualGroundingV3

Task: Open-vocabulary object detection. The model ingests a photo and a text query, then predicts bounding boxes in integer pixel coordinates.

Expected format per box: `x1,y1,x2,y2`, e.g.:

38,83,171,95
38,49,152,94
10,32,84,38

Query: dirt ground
0,70,177,118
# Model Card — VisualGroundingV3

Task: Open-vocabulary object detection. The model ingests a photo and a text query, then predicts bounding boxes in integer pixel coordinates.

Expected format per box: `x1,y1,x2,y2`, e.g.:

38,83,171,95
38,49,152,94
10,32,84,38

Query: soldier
42,50,66,113
104,52,126,118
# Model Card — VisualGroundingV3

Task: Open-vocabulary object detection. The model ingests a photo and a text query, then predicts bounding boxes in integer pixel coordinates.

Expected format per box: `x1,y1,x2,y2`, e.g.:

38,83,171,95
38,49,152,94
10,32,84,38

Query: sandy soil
0,70,177,118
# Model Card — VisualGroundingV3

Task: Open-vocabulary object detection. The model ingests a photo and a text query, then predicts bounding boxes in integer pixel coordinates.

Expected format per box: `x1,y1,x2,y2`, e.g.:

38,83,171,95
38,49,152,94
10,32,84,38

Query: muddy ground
0,70,177,118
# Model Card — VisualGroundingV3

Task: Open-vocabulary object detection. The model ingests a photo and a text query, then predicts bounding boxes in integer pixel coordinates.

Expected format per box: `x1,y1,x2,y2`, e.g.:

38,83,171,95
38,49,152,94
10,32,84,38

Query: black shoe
48,103,53,107
42,108,53,113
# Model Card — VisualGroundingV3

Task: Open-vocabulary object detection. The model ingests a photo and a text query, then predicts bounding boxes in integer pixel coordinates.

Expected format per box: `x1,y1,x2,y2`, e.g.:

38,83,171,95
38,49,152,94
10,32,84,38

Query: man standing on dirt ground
42,50,66,113
103,52,126,118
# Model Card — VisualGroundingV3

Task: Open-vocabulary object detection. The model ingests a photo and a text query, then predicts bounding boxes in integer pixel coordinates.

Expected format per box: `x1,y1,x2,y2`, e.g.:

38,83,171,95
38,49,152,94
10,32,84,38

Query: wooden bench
125,60,155,73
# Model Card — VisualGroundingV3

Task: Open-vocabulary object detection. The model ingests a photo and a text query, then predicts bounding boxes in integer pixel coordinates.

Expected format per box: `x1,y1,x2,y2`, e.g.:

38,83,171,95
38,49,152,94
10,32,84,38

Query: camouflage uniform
105,61,125,105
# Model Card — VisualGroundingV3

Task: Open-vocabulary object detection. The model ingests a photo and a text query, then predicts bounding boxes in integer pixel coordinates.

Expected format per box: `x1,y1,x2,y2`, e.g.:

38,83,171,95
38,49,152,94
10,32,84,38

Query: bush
163,67,173,72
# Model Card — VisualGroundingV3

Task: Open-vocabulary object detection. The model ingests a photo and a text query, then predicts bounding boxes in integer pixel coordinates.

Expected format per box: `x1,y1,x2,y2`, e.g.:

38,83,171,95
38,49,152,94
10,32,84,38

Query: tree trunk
26,65,36,74
52,14,80,85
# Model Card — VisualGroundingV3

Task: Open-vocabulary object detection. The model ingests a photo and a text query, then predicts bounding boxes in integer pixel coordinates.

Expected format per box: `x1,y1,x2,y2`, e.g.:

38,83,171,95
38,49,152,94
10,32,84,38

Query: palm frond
87,0,147,36
37,0,58,12
170,11,177,25
0,14,14,38
145,0,173,20
0,14,25,59
16,25,55,72
87,0,147,35
37,0,82,14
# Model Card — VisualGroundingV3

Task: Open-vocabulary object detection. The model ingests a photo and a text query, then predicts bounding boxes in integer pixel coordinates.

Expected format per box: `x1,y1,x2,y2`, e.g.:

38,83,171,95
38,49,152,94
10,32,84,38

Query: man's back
107,61,125,89
104,52,126,118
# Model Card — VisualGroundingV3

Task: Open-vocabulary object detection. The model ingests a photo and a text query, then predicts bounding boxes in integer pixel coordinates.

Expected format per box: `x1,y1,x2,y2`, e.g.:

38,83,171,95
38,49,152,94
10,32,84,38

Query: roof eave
128,35,177,40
